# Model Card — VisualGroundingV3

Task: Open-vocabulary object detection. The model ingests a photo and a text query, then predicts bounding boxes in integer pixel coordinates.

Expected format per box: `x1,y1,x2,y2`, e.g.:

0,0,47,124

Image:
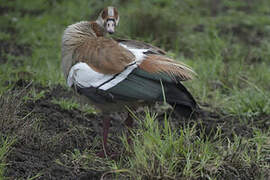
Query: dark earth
1,79,268,179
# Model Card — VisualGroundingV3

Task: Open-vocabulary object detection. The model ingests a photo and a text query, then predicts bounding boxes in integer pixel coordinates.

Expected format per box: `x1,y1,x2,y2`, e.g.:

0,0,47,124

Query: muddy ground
1,80,126,179
0,79,268,179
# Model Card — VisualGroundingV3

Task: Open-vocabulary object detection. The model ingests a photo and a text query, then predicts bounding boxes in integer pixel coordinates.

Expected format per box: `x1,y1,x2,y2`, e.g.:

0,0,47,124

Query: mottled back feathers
139,55,196,81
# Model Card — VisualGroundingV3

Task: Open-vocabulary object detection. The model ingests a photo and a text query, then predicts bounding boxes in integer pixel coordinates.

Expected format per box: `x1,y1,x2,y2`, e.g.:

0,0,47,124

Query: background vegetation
0,0,269,179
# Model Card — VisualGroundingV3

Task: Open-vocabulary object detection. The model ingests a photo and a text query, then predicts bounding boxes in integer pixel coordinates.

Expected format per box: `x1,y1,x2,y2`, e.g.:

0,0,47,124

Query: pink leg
124,113,133,145
97,113,134,158
97,117,111,157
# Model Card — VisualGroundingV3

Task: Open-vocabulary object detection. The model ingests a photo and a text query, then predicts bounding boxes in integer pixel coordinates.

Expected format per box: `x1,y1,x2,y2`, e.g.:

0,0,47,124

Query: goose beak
106,20,115,34
107,29,114,34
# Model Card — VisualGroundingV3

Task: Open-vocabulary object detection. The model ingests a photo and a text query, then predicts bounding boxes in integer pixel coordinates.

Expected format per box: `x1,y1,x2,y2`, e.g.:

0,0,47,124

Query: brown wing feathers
73,36,195,80
139,55,196,81
68,22,195,80
73,37,135,74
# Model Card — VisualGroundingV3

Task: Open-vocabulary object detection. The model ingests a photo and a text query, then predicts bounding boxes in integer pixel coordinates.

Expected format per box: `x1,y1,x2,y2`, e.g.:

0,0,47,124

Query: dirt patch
0,40,31,64
218,23,265,47
1,80,126,179
0,5,44,17
0,6,32,65
0,23,31,65
209,0,255,16
1,80,269,179
0,6,14,16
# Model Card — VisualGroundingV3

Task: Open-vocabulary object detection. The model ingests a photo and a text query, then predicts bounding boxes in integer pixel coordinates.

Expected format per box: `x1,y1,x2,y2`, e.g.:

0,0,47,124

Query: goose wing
114,38,166,55
73,37,135,74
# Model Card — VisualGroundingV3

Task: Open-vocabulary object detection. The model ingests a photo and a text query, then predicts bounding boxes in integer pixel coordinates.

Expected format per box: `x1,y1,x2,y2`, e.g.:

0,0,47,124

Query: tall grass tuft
120,110,223,179
116,110,270,179
0,136,15,179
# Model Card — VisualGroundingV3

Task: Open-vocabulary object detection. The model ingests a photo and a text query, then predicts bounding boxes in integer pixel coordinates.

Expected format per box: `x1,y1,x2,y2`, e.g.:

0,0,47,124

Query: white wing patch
67,44,149,91
67,62,112,88
119,43,148,64
67,62,138,90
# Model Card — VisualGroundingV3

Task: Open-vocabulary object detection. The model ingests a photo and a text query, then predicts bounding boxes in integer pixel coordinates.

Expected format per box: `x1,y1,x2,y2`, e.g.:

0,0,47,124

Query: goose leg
98,113,133,158
103,117,110,154
124,113,133,145
97,116,111,157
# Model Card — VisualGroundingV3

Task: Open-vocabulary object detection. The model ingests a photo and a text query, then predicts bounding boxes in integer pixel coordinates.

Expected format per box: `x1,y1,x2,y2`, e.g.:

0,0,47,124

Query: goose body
61,7,198,156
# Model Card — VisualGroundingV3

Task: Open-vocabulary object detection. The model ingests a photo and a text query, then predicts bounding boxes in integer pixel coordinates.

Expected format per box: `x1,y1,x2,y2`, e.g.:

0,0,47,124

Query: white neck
96,16,104,28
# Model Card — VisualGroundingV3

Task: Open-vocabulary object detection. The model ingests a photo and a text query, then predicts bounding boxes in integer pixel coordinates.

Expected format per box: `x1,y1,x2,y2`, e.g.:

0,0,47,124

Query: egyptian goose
61,6,198,156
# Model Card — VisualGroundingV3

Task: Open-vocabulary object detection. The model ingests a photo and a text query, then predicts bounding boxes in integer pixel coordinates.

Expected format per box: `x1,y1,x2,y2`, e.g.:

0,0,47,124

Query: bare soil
1,79,268,179
1,80,131,179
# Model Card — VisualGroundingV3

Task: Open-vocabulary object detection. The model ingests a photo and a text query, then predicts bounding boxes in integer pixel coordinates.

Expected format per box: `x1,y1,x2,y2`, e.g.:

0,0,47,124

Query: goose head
96,6,119,34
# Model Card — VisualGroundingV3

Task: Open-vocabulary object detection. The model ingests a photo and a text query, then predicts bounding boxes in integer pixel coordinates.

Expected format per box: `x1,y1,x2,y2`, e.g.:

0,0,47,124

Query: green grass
112,111,268,179
2,0,269,114
51,97,97,115
51,98,80,111
23,88,47,102
0,136,15,178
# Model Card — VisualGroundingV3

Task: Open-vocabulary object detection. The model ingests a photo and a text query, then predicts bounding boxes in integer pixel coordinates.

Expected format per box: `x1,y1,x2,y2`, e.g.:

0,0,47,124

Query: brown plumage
139,55,196,81
73,37,135,74
90,21,105,37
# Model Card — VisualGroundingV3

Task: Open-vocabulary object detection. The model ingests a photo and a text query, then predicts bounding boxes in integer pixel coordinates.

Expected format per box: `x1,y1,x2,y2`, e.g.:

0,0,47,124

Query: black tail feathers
164,82,198,119
170,103,199,119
